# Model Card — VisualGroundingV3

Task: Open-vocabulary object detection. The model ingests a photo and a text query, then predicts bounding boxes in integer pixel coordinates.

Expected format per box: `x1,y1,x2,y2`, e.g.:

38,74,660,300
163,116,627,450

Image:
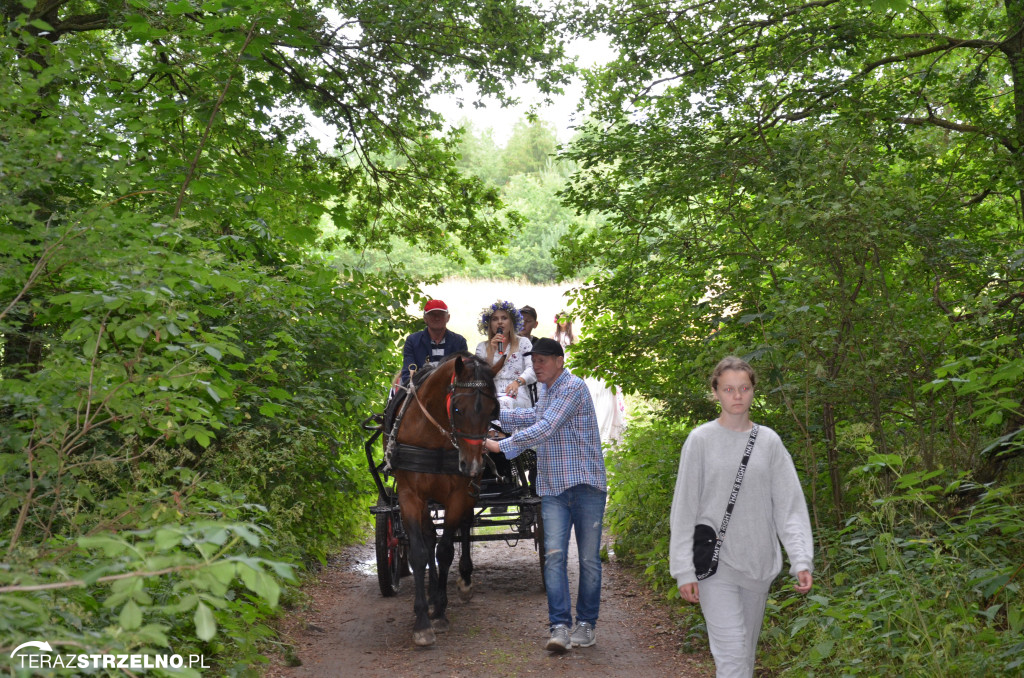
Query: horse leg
424,516,438,615
457,513,474,602
431,524,456,633
406,516,436,647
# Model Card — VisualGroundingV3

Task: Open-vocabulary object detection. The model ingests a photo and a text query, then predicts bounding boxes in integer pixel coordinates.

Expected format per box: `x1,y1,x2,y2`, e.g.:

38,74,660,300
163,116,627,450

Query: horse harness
384,364,499,491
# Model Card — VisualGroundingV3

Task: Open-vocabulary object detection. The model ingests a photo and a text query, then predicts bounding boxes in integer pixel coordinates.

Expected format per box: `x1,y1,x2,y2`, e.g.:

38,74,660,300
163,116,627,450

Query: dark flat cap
524,337,564,357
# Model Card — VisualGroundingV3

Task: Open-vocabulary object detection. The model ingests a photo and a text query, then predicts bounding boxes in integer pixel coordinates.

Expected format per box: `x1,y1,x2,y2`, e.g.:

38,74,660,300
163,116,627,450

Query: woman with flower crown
475,300,536,409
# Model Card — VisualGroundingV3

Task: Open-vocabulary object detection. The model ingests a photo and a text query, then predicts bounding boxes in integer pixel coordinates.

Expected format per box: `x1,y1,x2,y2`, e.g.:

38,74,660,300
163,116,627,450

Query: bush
0,470,293,676
759,469,1024,676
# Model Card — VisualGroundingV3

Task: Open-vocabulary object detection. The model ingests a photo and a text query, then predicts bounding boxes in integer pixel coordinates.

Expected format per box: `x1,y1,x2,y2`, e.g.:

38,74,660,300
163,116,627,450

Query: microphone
496,326,504,354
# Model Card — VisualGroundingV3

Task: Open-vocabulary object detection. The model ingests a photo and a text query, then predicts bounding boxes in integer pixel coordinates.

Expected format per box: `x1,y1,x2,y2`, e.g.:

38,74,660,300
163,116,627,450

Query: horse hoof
431,617,450,634
457,579,473,602
413,628,436,647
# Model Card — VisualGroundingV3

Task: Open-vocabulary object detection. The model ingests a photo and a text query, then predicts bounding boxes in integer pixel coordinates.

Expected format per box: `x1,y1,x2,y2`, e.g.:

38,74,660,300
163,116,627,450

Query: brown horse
391,352,499,647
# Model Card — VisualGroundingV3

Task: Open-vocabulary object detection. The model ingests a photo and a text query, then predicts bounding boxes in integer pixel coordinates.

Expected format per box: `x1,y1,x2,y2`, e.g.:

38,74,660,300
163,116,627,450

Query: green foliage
326,143,601,283
559,0,1024,514
190,430,372,565
570,0,1024,672
564,13,1024,673
454,120,509,186
0,473,292,676
0,0,571,669
760,472,1024,676
604,411,718,651
606,406,688,582
502,118,560,178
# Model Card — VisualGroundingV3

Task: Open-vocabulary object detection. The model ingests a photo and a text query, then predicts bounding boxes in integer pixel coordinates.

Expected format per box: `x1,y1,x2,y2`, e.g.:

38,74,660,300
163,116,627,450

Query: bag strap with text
708,424,760,569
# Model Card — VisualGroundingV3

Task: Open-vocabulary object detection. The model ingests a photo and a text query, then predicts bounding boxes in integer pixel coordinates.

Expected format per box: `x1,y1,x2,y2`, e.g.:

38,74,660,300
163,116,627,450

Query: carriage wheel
534,507,547,591
375,495,404,597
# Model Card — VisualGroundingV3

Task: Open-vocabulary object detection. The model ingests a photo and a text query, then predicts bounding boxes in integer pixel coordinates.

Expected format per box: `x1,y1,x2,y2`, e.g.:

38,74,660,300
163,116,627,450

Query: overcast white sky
304,34,615,150
429,35,616,146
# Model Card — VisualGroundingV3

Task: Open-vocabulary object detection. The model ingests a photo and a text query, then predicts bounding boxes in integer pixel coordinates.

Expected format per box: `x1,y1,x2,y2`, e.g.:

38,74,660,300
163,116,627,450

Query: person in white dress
475,300,536,409
584,376,626,446
552,311,626,446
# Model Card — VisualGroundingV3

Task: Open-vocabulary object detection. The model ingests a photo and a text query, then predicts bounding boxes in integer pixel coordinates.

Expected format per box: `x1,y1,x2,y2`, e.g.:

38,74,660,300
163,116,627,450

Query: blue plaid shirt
498,368,607,496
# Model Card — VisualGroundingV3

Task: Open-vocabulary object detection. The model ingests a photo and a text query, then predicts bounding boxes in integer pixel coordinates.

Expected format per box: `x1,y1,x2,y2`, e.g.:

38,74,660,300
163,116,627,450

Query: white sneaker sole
545,638,570,653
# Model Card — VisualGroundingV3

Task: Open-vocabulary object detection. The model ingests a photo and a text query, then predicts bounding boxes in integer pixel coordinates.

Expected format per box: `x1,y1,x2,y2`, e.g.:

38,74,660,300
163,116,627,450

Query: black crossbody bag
693,424,760,580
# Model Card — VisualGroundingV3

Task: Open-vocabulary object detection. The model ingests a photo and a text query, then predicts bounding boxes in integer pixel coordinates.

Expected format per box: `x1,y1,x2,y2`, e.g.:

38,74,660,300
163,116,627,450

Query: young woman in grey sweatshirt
669,356,814,678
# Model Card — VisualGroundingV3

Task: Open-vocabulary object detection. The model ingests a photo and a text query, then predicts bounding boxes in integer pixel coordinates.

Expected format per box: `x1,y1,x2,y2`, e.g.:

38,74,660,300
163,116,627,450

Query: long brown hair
554,311,575,347
484,324,521,362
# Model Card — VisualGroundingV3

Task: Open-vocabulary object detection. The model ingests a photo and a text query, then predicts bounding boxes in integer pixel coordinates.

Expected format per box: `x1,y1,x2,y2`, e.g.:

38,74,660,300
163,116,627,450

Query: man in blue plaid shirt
484,337,607,653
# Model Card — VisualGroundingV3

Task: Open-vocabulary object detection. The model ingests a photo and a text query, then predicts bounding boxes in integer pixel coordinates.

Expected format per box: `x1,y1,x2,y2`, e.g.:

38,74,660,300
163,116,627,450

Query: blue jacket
400,329,468,383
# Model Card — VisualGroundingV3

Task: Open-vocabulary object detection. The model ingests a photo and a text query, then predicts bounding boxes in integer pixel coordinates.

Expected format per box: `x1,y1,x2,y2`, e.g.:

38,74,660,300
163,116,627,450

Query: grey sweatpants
698,575,771,678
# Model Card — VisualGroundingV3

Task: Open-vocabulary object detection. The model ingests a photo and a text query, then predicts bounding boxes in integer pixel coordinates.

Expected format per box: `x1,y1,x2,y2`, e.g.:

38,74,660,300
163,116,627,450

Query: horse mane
411,351,491,388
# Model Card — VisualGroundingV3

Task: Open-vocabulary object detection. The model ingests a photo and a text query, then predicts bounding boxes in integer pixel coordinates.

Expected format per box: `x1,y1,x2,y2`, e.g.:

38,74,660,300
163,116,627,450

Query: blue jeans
541,484,606,628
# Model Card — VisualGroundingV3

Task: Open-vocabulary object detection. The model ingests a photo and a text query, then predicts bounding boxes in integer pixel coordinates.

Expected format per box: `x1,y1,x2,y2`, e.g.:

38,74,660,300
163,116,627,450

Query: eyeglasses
719,385,752,395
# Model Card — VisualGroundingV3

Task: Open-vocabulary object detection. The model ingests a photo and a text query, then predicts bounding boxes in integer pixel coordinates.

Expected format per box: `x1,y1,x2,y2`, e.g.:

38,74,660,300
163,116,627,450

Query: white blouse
475,336,537,409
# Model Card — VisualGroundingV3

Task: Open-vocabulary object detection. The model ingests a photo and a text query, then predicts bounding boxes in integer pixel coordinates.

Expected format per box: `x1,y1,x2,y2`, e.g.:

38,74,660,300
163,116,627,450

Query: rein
413,370,496,449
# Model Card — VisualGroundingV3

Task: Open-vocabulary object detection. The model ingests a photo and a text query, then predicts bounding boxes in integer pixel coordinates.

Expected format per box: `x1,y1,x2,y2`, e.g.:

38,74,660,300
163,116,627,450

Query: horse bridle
412,369,499,452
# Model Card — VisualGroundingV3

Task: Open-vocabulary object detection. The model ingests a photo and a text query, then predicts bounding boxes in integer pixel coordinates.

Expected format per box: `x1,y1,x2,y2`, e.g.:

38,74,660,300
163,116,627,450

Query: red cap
424,299,449,313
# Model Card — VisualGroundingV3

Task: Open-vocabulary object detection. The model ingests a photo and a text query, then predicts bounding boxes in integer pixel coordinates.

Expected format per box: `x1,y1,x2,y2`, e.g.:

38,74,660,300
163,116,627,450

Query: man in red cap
399,299,468,383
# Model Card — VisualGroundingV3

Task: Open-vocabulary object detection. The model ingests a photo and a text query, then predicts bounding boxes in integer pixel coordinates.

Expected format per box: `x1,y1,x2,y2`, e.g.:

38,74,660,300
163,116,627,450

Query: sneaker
570,621,596,648
545,624,571,653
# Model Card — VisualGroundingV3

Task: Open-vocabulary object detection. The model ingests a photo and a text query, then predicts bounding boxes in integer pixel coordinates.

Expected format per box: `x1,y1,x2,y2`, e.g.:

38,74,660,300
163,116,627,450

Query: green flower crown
478,300,524,334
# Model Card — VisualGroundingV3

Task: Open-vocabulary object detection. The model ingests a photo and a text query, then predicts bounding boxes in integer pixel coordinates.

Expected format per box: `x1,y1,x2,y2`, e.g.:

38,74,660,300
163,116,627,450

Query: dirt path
264,535,714,678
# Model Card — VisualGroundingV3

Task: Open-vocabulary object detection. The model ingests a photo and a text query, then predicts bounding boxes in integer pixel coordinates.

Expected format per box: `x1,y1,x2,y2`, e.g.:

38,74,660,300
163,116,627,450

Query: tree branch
174,19,261,218
0,562,211,594
858,38,999,78
894,113,1014,152
49,12,110,38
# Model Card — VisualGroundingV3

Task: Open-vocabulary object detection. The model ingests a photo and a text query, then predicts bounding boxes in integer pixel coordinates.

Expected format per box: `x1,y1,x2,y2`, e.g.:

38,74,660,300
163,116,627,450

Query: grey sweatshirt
669,421,814,591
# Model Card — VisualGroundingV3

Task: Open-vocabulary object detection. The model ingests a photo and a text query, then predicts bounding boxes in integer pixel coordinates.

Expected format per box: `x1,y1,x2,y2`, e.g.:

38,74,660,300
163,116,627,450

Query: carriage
362,413,545,597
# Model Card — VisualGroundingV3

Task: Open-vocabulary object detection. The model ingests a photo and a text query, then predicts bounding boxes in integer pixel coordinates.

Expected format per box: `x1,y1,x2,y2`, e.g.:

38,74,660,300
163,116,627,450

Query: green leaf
203,527,229,545
207,561,236,585
190,429,212,448
82,564,116,586
0,495,20,520
870,0,909,12
809,639,835,663
238,562,281,607
1009,606,1023,634
120,599,143,630
167,0,194,14
79,535,129,557
194,601,217,641
259,402,286,417
136,624,171,648
168,594,199,614
154,528,182,551
230,524,261,546
267,386,291,400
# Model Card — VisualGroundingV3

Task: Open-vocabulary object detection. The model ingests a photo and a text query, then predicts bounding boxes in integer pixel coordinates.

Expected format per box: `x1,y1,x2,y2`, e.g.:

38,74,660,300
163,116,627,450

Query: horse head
448,353,499,478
